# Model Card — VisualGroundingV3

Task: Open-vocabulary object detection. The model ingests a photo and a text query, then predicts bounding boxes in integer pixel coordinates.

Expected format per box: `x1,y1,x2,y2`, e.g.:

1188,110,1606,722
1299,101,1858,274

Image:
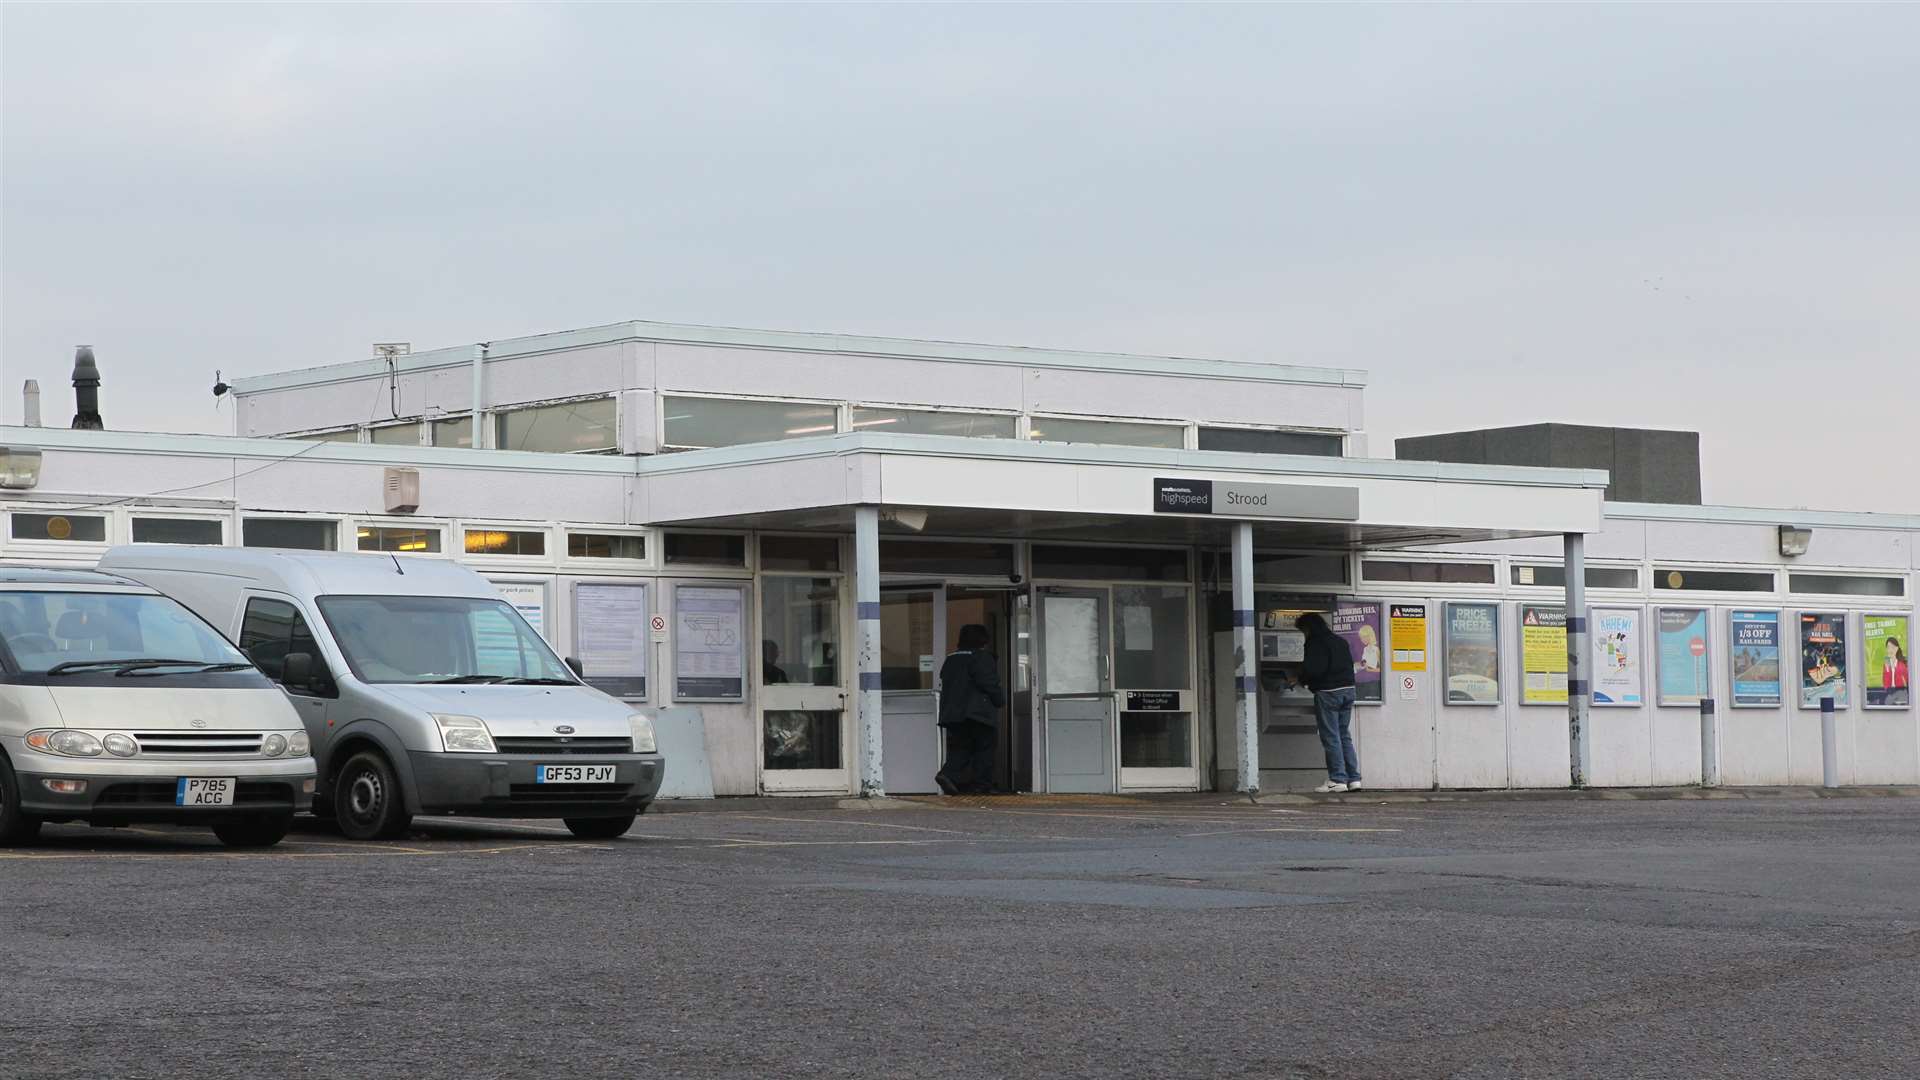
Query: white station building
1,320,1913,797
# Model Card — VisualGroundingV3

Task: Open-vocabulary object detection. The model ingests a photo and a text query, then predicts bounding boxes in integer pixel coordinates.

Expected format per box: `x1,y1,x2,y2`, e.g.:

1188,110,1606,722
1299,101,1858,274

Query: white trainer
1345,781,1364,791
1313,781,1348,794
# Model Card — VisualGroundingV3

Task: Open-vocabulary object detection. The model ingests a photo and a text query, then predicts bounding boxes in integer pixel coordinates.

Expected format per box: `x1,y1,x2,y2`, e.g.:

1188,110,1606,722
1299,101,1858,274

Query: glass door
759,573,848,792
1038,586,1115,793
1113,584,1198,789
879,587,943,794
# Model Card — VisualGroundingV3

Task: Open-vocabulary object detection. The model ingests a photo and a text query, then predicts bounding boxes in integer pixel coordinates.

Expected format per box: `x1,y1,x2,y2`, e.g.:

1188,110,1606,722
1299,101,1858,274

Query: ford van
0,567,316,847
99,547,665,841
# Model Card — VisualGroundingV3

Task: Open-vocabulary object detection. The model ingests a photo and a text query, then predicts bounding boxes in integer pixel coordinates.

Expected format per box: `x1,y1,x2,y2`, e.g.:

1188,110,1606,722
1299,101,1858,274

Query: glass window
464,528,546,556
0,591,250,675
1512,564,1640,589
1197,427,1344,457
1655,568,1774,592
244,518,337,551
664,532,746,567
1363,560,1496,585
849,407,1015,439
567,532,647,560
130,517,223,545
1113,585,1191,689
311,428,361,443
369,423,422,446
1027,416,1185,449
1033,545,1189,582
494,398,617,453
1788,573,1905,597
238,597,326,689
9,513,107,543
764,710,842,771
1255,553,1350,586
761,535,841,572
879,591,937,691
1121,714,1192,768
357,526,442,553
879,540,1015,578
431,417,473,448
661,395,839,449
318,595,572,685
761,576,840,688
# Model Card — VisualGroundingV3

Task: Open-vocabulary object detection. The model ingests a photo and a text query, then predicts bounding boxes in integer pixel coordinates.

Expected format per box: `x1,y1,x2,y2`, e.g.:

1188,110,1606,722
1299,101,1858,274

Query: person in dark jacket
935,623,1006,795
1295,612,1361,793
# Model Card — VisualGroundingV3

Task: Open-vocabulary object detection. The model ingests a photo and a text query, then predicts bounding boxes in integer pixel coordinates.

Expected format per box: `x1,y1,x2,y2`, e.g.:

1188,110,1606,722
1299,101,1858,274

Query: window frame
352,518,448,555
1024,413,1192,450
1360,557,1501,591
6,510,111,546
459,522,556,561
658,391,843,451
241,515,344,552
1194,422,1348,457
662,530,752,573
846,401,1019,440
491,395,620,455
1651,563,1779,597
128,513,229,547
1786,571,1908,600
366,420,427,447
1508,561,1642,592
561,526,656,569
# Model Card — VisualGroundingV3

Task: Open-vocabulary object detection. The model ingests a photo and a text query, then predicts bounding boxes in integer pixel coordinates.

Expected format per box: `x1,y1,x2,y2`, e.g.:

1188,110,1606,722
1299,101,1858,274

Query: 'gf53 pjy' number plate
536,764,617,784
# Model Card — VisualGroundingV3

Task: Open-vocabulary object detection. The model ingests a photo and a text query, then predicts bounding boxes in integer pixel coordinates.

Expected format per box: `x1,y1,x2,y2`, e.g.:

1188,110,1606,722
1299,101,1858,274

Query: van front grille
95,781,294,808
502,783,634,804
133,732,264,755
493,737,633,756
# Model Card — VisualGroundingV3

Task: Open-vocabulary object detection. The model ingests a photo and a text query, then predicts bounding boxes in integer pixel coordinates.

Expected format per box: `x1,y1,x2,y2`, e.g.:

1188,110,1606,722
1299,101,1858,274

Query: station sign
1152,477,1358,521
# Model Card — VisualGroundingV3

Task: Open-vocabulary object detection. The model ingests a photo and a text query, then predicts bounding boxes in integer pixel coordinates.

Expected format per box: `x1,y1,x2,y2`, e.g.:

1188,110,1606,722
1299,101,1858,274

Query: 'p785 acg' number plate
536,764,617,784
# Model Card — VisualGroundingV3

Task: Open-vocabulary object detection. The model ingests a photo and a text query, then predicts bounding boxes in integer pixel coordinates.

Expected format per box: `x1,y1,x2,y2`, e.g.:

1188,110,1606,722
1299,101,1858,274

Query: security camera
1008,572,1024,586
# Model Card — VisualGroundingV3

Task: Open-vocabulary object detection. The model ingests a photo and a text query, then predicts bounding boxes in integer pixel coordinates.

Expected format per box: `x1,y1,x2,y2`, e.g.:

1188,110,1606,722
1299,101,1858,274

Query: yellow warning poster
1389,604,1428,671
1520,603,1568,705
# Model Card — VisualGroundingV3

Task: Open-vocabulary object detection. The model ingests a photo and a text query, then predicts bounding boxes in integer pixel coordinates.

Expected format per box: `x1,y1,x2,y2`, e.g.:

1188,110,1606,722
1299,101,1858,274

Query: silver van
0,567,316,847
99,547,665,841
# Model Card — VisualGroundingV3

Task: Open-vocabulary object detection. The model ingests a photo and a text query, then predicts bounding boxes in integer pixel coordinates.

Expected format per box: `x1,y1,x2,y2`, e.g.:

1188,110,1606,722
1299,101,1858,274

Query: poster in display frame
1589,607,1644,708
672,581,749,702
570,579,651,700
1796,610,1850,710
1516,602,1568,707
1442,601,1501,706
1654,606,1712,708
1727,609,1783,709
1862,612,1912,710
1330,600,1385,705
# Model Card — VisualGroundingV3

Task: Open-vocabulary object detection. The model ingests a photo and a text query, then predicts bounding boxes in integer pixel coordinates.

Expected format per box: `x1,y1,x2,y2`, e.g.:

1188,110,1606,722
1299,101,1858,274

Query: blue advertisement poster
1656,607,1711,706
1729,610,1782,707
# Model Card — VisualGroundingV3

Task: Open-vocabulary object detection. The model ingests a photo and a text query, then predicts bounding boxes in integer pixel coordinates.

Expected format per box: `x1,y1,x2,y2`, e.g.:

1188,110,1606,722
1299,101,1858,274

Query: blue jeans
1313,687,1360,784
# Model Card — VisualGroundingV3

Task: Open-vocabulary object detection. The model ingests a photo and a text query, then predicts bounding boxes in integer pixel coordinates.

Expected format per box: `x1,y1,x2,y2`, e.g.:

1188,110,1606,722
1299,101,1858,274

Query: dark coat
1301,625,1357,692
938,649,1007,728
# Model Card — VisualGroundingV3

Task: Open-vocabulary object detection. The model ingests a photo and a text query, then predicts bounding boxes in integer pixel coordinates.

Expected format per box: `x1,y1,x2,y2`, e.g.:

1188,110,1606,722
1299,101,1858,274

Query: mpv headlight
433,714,496,754
47,730,104,757
628,713,657,754
262,734,288,757
102,733,139,758
288,730,311,757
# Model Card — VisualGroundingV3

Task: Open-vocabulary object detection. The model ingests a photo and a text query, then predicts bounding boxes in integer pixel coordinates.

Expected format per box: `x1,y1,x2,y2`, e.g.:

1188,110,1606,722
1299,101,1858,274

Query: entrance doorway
1037,582,1197,793
878,584,1018,793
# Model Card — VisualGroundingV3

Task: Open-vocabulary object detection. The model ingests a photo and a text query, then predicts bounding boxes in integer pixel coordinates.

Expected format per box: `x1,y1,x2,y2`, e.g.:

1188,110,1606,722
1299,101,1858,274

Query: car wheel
334,751,412,841
563,813,636,840
0,755,43,845
211,815,292,849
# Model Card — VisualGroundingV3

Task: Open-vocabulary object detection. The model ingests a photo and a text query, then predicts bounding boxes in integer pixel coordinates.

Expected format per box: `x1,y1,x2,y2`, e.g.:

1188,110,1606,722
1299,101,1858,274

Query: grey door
880,588,943,793
1039,587,1114,794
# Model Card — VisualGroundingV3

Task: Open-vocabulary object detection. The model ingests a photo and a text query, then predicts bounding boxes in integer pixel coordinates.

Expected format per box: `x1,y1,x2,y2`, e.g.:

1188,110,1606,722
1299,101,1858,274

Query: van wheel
564,814,636,840
211,815,291,849
0,756,43,845
334,751,412,841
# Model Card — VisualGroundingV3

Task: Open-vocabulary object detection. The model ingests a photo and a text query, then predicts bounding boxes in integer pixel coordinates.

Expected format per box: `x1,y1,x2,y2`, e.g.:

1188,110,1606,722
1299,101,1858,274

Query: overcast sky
3,4,1914,512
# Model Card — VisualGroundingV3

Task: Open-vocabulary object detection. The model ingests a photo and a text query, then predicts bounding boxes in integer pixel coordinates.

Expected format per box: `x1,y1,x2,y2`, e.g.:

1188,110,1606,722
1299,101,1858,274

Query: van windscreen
316,595,576,685
0,591,252,675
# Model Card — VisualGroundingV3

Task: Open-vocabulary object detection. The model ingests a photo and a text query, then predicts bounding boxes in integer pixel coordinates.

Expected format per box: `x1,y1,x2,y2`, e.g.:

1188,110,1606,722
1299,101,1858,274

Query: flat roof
228,318,1369,395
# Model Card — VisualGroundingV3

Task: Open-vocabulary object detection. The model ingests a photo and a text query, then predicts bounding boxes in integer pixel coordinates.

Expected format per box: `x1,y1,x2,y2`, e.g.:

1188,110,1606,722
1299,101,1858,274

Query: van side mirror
564,656,585,679
281,652,315,689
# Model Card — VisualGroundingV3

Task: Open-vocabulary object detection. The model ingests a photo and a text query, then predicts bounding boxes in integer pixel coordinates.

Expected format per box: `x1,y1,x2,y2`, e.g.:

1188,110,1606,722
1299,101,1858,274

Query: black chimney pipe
71,345,102,430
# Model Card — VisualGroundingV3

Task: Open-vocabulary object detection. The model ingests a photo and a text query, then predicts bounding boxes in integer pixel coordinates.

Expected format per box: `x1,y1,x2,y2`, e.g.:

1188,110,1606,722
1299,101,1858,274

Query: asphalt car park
4,794,1918,1080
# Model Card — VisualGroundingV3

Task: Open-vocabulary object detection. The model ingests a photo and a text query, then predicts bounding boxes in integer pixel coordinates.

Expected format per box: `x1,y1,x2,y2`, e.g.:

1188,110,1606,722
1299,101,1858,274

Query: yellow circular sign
46,516,72,540
1666,570,1684,589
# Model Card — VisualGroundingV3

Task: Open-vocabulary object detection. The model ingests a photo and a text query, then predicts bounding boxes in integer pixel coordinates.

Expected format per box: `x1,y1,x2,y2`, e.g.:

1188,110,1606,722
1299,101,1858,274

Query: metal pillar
1565,532,1592,788
1700,699,1720,786
471,343,490,449
855,506,885,797
1232,522,1259,795
1820,697,1840,788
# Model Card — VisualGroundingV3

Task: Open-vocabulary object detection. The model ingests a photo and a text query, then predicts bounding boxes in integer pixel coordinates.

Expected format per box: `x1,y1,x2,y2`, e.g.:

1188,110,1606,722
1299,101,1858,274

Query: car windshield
317,594,575,685
0,590,251,675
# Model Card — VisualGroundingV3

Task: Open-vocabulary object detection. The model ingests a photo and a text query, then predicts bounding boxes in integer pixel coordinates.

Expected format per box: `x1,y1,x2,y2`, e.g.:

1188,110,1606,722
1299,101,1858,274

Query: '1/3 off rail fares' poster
1730,610,1782,707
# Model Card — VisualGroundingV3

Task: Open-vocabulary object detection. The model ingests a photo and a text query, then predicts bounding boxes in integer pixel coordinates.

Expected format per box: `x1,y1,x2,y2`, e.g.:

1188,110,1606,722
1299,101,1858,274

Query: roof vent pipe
71,346,103,430
22,380,41,427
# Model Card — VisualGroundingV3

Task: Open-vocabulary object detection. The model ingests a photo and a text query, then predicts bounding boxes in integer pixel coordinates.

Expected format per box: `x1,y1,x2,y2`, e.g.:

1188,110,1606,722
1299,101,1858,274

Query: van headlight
28,729,105,757
289,730,311,757
628,713,657,754
102,733,139,758
262,734,288,757
433,714,496,754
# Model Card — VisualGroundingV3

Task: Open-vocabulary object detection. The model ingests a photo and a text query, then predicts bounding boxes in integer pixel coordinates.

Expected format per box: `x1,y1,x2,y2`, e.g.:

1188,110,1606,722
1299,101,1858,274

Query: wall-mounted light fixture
1778,524,1813,557
0,446,43,489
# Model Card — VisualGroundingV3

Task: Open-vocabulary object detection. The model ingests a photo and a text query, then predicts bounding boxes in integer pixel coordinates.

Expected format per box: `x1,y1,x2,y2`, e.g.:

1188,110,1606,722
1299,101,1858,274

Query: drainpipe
471,342,489,448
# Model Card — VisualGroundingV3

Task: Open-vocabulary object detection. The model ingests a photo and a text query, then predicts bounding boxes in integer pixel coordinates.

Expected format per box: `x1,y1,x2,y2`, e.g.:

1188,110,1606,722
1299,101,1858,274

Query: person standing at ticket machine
1292,612,1362,793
